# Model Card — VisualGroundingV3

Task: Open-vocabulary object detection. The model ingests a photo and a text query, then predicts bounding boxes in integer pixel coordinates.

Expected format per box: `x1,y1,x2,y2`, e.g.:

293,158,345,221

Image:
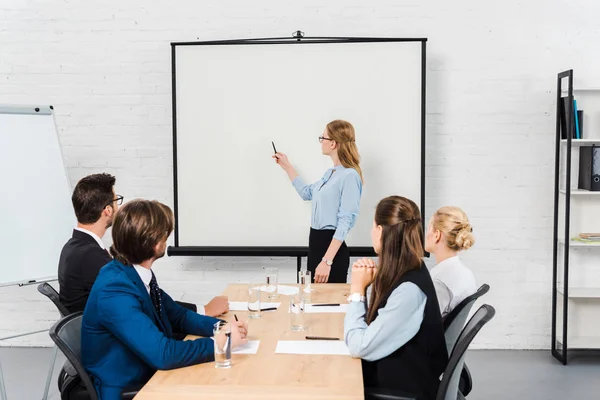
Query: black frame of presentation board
168,34,427,261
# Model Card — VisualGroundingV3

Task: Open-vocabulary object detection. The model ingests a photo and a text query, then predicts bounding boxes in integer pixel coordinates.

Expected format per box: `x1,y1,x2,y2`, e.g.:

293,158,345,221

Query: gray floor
0,348,599,399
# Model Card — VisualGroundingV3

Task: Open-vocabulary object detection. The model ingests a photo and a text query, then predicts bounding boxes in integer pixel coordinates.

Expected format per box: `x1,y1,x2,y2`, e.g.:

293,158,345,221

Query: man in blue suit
82,199,248,400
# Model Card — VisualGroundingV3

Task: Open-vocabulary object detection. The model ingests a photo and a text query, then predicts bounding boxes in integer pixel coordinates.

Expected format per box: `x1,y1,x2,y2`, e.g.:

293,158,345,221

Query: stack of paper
573,233,600,243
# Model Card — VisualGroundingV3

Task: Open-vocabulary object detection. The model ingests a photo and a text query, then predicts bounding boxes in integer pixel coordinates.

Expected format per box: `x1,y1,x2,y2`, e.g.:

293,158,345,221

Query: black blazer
58,229,112,313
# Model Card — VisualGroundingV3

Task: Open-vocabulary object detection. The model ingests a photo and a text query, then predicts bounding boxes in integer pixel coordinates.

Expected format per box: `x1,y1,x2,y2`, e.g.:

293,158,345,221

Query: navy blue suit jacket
81,260,219,400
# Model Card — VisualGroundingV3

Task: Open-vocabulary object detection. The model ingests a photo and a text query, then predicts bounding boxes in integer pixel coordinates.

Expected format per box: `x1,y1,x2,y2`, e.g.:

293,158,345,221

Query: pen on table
261,307,277,312
305,336,340,341
311,303,341,307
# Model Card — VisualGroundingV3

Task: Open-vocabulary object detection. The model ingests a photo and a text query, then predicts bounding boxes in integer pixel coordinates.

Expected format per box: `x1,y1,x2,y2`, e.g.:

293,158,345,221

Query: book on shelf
579,233,600,239
572,233,600,243
559,97,583,139
574,100,580,139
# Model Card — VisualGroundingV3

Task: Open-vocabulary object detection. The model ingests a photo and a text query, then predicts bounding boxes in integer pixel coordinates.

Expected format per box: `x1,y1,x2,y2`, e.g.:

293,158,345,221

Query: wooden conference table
134,283,364,399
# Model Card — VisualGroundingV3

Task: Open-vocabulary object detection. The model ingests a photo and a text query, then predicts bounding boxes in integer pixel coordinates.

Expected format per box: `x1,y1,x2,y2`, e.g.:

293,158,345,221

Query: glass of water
213,321,232,368
247,284,261,319
265,267,279,300
289,292,305,331
298,270,312,303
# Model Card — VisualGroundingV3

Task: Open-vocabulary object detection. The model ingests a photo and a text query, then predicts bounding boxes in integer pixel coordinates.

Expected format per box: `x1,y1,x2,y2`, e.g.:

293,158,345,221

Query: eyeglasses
107,195,124,207
318,136,334,143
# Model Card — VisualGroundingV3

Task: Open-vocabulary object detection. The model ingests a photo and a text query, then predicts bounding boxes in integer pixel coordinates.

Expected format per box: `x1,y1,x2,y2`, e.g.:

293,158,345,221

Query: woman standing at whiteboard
273,120,363,283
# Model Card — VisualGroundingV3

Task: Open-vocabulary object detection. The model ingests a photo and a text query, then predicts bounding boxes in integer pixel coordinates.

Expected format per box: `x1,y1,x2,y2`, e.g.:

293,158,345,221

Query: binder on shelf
578,145,600,191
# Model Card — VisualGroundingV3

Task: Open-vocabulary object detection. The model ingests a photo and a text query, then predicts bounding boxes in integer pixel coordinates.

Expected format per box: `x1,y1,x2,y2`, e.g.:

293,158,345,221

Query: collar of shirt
323,164,347,183
74,227,106,250
133,265,152,295
328,164,346,174
431,255,460,277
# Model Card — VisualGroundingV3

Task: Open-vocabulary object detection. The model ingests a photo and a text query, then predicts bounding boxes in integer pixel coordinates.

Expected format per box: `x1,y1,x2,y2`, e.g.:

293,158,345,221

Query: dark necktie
149,271,162,319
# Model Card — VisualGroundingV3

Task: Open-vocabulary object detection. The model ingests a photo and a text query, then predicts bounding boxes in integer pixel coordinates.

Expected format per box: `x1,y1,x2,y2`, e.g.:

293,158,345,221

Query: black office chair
38,282,73,400
442,284,490,396
49,313,140,400
49,312,97,400
365,304,496,400
172,300,197,341
38,282,70,317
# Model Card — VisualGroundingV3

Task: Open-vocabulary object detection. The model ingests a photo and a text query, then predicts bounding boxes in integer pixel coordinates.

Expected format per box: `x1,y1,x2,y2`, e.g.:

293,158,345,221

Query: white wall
1,0,600,349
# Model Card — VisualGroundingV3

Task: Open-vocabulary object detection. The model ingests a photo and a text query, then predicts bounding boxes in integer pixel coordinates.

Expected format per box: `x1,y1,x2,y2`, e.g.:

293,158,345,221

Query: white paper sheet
232,340,261,354
305,304,349,313
228,301,281,311
258,285,299,296
275,340,350,356
211,339,261,354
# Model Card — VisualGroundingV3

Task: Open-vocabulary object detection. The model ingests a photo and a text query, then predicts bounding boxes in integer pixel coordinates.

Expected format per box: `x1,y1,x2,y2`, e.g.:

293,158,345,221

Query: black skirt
307,228,350,283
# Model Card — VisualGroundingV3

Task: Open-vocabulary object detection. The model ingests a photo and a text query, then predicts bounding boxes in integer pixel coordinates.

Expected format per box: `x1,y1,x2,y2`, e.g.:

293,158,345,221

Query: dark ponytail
366,196,424,324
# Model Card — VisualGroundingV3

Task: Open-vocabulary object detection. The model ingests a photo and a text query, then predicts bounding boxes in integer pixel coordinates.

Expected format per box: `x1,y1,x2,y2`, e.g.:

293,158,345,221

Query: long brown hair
366,196,424,324
326,120,363,182
110,199,174,265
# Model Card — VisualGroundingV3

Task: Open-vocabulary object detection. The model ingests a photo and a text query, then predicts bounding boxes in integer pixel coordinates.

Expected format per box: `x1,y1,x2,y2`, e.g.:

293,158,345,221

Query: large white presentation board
172,37,425,253
0,105,74,286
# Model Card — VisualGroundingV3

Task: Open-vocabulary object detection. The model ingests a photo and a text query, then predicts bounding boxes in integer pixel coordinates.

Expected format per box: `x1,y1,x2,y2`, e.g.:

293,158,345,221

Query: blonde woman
273,120,363,283
424,206,477,317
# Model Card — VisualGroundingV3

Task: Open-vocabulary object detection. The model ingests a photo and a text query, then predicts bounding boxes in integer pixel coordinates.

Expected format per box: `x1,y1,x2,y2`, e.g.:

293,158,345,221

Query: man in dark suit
58,173,119,313
58,173,229,316
82,199,248,400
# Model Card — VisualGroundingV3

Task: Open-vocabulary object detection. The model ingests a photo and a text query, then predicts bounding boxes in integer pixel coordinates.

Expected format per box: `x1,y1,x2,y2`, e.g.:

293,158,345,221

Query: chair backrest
49,312,98,400
437,304,495,400
442,284,490,354
37,282,70,317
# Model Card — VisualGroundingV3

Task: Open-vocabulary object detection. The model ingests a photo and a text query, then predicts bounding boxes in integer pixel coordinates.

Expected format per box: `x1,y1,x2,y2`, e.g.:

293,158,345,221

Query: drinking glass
265,267,279,300
213,321,232,368
247,284,261,319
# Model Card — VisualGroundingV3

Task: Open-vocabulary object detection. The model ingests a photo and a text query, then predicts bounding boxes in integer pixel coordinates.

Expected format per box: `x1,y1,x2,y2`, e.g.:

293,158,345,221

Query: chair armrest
175,300,197,313
459,363,473,396
120,384,144,400
364,387,417,400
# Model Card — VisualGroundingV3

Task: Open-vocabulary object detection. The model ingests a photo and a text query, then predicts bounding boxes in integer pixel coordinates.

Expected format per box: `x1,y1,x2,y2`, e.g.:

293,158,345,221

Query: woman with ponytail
344,196,447,399
273,120,363,283
425,206,477,317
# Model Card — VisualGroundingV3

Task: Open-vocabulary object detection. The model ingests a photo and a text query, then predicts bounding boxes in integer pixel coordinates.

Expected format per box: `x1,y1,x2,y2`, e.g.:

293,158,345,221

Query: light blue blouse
292,165,362,242
344,282,427,362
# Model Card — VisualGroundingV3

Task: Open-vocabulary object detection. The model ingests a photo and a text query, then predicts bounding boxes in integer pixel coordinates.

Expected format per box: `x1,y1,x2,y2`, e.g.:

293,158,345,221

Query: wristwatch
322,257,333,266
347,293,366,303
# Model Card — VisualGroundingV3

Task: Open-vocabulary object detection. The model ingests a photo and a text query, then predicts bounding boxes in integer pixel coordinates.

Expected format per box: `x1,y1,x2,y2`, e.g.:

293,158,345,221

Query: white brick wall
1,0,600,349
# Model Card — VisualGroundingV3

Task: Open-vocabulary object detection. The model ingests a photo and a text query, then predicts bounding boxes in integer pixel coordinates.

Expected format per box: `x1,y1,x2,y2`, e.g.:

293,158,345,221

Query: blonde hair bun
433,206,475,252
455,226,475,250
